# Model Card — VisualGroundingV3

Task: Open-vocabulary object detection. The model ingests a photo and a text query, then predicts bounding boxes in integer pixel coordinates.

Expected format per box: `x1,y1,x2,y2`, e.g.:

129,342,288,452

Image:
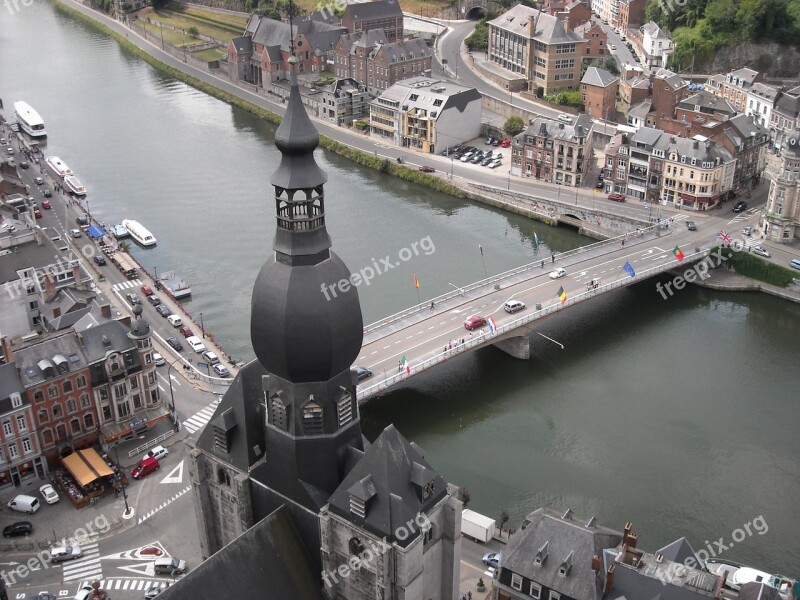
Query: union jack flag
718,231,731,243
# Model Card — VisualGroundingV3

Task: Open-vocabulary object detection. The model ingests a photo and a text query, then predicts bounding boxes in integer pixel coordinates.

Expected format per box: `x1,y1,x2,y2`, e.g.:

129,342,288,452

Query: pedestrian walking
541,260,544,268
552,254,555,263
430,301,434,310
621,239,625,247
448,341,452,350
461,338,465,345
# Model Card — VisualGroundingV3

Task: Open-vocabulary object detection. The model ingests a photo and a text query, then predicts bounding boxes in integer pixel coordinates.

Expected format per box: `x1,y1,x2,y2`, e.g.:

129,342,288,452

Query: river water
1,2,799,574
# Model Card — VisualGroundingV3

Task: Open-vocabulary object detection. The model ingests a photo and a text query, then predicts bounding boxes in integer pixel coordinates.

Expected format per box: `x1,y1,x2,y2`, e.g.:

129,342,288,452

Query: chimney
43,273,57,302
604,564,616,595
101,304,112,319
72,264,82,289
76,332,84,346
714,572,727,599
591,555,601,573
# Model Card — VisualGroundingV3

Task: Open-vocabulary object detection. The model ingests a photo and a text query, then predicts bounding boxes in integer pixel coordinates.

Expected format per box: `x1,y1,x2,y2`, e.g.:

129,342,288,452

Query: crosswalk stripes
88,579,172,591
62,543,102,583
111,279,142,292
182,402,218,434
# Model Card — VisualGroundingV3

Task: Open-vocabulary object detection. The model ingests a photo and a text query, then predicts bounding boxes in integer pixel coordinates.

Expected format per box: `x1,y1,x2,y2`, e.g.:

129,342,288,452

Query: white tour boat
14,101,46,137
64,175,86,196
122,219,156,247
45,156,73,180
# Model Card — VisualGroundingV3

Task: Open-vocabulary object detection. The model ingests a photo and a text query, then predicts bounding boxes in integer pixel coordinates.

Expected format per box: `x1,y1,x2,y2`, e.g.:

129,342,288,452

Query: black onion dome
250,253,363,383
128,304,150,339
783,128,800,159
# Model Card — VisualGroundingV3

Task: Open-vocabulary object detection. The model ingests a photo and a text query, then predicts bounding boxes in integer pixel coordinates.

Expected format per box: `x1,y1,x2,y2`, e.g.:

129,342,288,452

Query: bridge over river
355,217,713,403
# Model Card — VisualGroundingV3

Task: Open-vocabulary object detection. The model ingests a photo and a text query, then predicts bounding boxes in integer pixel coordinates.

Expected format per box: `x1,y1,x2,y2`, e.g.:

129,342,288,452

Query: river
1,1,799,574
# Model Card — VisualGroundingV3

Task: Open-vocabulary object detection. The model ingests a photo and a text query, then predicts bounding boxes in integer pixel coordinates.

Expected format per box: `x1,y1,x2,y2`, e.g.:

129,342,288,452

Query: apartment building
318,78,370,125
762,127,800,243
511,115,593,186
540,0,592,29
592,0,620,27
771,85,800,148
603,126,668,202
618,0,646,32
488,4,586,95
574,21,608,66
342,0,403,43
710,67,764,113
746,82,781,131
581,66,618,120
640,21,673,69
662,136,736,210
369,77,482,152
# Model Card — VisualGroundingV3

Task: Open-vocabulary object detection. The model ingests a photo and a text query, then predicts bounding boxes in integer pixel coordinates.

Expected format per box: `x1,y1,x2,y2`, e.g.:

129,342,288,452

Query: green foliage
604,56,619,76
187,25,199,36
465,16,489,50
121,2,132,11
544,91,581,108
503,116,525,137
352,120,368,130
713,246,798,286
152,0,169,8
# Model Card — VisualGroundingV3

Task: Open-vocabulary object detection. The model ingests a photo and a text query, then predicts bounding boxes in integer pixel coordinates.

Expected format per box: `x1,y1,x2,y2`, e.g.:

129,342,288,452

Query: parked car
489,160,501,169
485,137,495,145
595,181,604,189
609,43,617,50
460,153,473,162
167,314,183,327
482,552,501,568
144,583,170,599
492,139,500,146
202,350,220,365
74,585,95,600
607,193,626,202
557,114,572,123
500,139,511,148
147,294,162,306
43,188,52,197
70,228,82,238
155,304,172,317
153,352,165,366
354,366,372,381
685,221,697,231
3,521,33,538
39,483,60,505
34,208,42,219
76,215,88,226
131,456,160,480
733,201,747,212
143,445,169,462
5,146,14,155
550,267,567,279
212,363,230,378
7,494,40,514
166,337,183,351
463,315,486,331
418,166,435,173
93,255,106,266
20,160,29,169
186,336,207,353
752,246,770,258
49,544,83,563
141,284,154,296
126,293,141,305
153,557,187,575
179,325,193,338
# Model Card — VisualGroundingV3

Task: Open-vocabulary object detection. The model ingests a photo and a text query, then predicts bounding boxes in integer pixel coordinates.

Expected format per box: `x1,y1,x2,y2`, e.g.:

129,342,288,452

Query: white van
504,300,526,314
7,494,41,514
557,114,572,123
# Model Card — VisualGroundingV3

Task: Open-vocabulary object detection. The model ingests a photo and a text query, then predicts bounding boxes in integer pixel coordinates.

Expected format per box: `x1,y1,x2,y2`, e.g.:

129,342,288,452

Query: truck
461,509,496,543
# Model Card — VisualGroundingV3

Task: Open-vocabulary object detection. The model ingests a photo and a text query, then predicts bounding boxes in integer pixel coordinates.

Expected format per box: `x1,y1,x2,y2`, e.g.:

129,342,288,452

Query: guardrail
151,330,233,387
362,222,665,336
356,248,708,402
128,429,175,458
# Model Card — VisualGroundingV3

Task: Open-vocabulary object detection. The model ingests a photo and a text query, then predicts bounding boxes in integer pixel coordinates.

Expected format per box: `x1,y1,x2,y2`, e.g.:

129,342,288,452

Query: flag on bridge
479,244,484,256
718,231,731,243
413,274,420,289
673,245,685,262
400,355,410,375
557,286,567,304
623,261,636,277
487,315,497,334
534,232,540,247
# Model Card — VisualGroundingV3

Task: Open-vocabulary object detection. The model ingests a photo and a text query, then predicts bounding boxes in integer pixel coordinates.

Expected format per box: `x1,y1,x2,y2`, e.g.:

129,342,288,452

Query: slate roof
0,363,28,415
653,68,686,91
157,505,324,600
666,135,734,164
502,508,623,600
13,330,87,387
678,90,737,116
780,127,800,158
631,126,667,149
656,537,700,567
748,82,780,103
727,67,760,85
343,0,403,22
642,20,669,40
230,35,251,54
516,114,593,144
246,15,345,55
629,98,653,120
582,67,618,88
375,37,430,63
327,424,447,547
79,320,135,363
488,4,583,44
774,85,800,119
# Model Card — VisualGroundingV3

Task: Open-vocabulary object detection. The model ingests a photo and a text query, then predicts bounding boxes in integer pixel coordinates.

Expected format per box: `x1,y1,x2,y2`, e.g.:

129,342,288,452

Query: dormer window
10,393,22,409
559,550,573,576
534,540,549,565
348,474,376,519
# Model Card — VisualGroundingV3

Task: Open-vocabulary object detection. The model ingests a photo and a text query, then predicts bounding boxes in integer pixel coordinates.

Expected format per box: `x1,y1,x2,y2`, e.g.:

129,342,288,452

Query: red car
41,199,52,209
131,456,159,480
464,315,487,331
141,285,154,296
34,208,42,219
607,193,626,202
500,139,511,148
418,166,435,173
179,325,193,338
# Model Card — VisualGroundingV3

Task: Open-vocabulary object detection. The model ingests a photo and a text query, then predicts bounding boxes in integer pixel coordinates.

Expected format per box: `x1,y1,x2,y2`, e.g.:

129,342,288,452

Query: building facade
318,78,370,125
488,4,586,96
511,115,593,186
661,136,736,210
640,21,673,69
771,85,800,149
581,66,618,120
342,0,403,43
746,82,780,131
574,22,608,66
714,67,764,113
762,127,800,243
618,0,645,32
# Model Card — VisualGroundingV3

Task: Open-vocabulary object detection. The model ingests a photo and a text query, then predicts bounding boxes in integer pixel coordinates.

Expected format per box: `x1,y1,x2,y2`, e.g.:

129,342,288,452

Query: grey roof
517,114,593,144
353,28,388,49
582,67,618,88
653,68,686,90
727,67,760,85
781,127,800,159
488,4,584,44
13,329,87,387
343,0,403,21
247,15,345,55
774,86,800,119
0,363,28,415
679,90,737,115
642,21,669,40
727,113,769,142
327,424,448,547
629,98,653,120
157,505,324,600
375,37,430,63
310,9,340,25
264,45,282,63
631,126,667,149
0,239,76,285
230,35,251,54
502,508,623,600
749,82,780,102
667,135,734,164
79,320,135,363
656,537,700,567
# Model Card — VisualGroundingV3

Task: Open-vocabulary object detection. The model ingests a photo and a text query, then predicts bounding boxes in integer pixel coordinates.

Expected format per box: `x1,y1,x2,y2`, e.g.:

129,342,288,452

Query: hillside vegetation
645,0,800,70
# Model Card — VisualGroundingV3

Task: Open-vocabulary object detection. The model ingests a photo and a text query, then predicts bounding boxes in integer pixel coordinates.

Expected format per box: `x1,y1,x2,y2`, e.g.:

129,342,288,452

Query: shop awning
62,448,114,487
87,225,106,239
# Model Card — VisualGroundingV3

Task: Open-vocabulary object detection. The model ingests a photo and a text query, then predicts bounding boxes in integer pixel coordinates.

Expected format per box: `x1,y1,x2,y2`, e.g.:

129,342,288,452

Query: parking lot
440,136,512,172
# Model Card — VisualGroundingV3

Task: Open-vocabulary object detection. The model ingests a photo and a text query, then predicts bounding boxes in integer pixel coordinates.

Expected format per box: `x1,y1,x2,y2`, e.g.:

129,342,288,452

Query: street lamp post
200,312,205,339
113,442,131,517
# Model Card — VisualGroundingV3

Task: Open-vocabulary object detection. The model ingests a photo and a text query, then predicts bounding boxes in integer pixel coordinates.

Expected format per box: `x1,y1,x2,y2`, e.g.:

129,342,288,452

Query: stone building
0,362,46,488
170,56,461,600
318,78,370,125
342,0,404,43
762,127,800,243
511,115,593,186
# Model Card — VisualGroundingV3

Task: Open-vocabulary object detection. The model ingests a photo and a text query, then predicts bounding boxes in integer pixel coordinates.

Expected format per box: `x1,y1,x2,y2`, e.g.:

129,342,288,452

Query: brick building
574,21,608,66
342,0,403,43
618,0,645,32
511,115,593,186
581,66,618,120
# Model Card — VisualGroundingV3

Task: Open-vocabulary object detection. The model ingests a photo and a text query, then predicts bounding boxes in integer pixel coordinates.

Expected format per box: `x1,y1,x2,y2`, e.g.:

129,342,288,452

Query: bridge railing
356,248,708,402
362,222,666,336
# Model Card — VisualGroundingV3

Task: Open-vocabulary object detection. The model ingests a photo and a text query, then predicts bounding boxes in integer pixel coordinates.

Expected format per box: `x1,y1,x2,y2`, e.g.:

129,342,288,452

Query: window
302,401,324,435
67,398,77,413
77,375,86,389
48,385,58,399
2,421,12,436
11,393,22,408
83,413,94,429
529,582,542,598
117,400,131,418
424,524,434,545
8,443,18,459
550,593,561,600
511,574,523,590
16,415,26,431
114,383,127,399
38,408,48,424
70,418,80,434
101,405,112,422
63,380,73,393
34,390,44,403
81,394,90,409
22,438,32,454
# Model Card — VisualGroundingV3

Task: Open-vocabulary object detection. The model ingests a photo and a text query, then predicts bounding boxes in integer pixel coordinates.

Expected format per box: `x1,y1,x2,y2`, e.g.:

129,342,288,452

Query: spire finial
288,0,295,58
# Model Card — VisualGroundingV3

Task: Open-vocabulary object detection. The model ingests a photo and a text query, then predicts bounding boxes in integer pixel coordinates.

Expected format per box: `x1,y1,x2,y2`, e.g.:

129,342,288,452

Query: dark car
19,160,29,169
147,294,162,306
43,188,52,197
418,166,435,173
3,521,33,538
155,304,172,317
354,366,372,381
595,181,604,189
93,255,106,266
76,215,88,226
126,293,141,305
685,221,697,231
166,337,184,351
733,201,748,212
485,137,495,145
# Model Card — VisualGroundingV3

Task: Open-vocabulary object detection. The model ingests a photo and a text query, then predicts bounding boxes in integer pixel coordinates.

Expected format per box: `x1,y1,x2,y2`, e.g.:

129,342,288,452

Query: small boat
159,271,191,299
112,224,130,239
45,156,73,180
122,219,156,247
64,175,86,196
706,559,795,595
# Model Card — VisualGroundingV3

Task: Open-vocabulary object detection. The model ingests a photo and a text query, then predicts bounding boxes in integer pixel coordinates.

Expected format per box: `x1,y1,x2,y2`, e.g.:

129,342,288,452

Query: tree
465,18,489,50
504,116,525,137
604,56,619,76
187,26,199,37
458,487,471,509
500,509,510,538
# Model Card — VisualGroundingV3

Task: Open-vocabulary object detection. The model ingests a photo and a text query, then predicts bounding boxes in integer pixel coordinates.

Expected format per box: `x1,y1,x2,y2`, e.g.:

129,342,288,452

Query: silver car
49,544,83,563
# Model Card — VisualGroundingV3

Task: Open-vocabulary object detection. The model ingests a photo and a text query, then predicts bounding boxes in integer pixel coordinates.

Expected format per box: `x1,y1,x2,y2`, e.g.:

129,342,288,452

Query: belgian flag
557,286,567,304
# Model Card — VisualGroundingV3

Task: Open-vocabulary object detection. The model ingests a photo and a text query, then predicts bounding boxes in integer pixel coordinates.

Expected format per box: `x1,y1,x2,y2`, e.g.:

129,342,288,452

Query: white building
591,0,619,26
640,21,673,70
746,82,781,132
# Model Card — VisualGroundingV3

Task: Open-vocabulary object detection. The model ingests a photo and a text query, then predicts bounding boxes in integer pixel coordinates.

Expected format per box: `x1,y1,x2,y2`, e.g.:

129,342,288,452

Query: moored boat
64,175,86,196
14,101,46,137
159,271,191,299
705,559,796,596
112,224,130,239
122,219,156,246
45,156,73,180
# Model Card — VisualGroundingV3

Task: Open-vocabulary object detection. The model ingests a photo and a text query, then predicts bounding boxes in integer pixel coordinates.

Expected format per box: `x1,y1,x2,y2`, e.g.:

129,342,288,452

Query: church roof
156,505,324,600
327,424,447,547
